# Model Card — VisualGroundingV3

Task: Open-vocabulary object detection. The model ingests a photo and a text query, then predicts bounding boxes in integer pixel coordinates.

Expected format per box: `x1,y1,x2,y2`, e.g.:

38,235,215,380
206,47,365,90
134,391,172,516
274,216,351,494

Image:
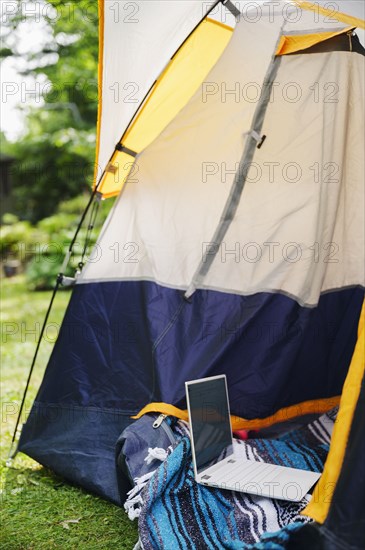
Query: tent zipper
152,414,176,445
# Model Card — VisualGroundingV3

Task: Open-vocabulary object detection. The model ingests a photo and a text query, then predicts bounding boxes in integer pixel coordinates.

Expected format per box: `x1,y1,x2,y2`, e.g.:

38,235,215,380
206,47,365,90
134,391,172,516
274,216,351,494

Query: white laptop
185,375,321,502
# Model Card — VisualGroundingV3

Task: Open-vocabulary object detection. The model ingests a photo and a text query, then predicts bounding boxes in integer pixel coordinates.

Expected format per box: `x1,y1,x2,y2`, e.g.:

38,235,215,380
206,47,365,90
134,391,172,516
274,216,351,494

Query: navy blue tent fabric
19,402,132,504
19,281,364,504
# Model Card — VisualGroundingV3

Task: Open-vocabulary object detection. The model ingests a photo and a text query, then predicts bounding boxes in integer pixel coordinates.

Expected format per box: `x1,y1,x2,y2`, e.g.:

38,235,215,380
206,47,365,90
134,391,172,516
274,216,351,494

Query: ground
0,276,138,549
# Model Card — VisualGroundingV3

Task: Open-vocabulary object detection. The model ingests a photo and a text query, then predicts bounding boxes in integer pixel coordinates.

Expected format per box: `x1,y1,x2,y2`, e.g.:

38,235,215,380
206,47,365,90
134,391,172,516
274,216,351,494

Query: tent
15,0,364,547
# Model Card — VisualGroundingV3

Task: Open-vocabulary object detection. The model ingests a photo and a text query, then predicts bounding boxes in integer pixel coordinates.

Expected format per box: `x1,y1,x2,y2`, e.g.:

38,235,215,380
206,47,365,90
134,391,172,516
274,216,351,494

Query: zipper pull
153,414,167,428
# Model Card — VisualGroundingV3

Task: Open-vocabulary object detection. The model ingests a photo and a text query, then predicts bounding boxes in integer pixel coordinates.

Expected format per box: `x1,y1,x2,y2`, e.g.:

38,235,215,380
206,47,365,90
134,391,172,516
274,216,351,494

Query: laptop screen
186,376,233,473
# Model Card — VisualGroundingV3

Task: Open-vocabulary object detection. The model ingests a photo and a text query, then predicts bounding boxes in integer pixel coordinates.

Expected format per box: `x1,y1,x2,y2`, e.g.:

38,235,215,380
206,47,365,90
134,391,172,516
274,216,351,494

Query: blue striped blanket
126,409,337,549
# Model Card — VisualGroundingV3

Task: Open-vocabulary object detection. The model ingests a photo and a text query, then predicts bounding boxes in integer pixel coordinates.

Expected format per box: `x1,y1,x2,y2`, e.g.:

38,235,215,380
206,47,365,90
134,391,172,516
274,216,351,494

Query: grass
0,276,138,549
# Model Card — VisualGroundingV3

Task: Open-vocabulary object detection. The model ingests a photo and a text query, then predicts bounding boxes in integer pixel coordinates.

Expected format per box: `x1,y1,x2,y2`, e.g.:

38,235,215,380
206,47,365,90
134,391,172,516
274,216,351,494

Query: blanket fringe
124,447,168,520
144,446,168,465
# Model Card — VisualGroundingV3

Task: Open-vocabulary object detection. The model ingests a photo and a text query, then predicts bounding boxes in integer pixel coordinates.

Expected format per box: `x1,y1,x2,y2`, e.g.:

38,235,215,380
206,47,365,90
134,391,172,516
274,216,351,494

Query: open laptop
185,375,321,502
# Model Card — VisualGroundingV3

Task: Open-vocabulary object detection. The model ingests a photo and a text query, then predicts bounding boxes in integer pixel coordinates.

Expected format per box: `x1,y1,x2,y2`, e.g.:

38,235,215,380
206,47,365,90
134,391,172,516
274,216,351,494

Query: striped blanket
126,409,337,549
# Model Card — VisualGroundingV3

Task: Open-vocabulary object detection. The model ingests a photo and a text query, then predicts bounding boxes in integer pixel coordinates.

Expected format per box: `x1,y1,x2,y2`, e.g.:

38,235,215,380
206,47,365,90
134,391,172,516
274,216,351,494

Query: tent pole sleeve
185,37,284,300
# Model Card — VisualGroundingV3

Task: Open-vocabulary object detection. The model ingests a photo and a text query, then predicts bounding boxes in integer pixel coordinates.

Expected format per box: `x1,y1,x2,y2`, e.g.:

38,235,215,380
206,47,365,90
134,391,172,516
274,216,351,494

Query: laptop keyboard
204,458,283,487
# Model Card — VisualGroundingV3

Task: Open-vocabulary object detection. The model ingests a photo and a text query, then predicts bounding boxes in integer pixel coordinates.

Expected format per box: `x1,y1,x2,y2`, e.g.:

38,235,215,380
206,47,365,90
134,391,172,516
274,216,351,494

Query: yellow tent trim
132,395,341,431
94,0,104,188
276,26,354,56
302,301,365,523
294,1,365,30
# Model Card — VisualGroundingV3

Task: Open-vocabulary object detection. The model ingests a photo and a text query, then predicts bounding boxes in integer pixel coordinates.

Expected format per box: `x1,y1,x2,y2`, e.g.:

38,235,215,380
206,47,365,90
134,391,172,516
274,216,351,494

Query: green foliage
9,135,95,222
38,212,78,237
3,0,100,222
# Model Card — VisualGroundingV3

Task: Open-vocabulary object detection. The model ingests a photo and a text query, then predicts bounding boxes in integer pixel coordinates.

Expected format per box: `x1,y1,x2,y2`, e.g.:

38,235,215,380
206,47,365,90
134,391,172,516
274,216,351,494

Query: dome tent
16,1,364,547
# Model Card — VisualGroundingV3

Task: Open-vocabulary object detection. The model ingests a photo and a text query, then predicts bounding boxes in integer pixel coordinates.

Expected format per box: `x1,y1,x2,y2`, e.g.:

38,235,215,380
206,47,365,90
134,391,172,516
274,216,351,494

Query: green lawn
0,276,138,549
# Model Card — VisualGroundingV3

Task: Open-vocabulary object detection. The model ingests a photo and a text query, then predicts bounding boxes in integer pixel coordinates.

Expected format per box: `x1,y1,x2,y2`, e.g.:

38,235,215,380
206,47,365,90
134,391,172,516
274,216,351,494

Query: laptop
185,375,321,502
